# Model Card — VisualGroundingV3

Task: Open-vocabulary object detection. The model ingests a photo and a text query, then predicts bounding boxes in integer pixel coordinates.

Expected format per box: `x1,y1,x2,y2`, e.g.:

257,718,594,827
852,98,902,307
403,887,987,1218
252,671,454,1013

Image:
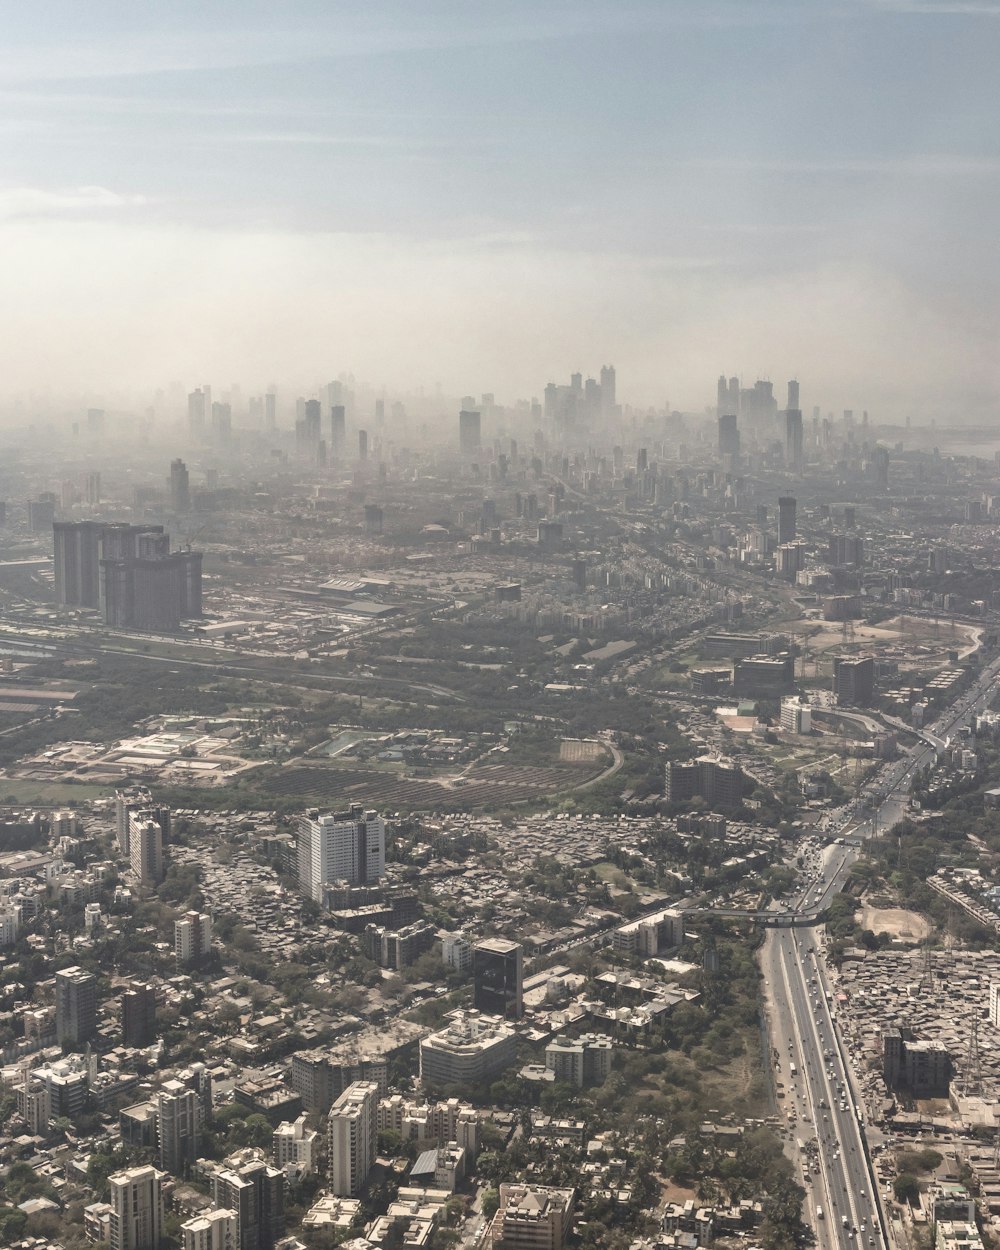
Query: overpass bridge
687,906,822,927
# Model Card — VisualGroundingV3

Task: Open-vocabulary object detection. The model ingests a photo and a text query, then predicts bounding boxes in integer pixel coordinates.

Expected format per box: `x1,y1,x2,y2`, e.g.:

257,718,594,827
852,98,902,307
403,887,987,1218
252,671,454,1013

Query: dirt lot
858,903,931,943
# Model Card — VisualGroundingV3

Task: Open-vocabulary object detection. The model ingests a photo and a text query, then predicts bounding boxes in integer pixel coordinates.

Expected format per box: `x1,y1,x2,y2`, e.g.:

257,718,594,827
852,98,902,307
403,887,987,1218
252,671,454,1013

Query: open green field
0,779,114,804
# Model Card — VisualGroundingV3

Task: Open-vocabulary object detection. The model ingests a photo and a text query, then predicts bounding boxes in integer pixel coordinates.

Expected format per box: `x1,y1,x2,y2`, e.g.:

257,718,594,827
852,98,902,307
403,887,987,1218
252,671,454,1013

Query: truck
817,1207,824,1221
790,1062,798,1077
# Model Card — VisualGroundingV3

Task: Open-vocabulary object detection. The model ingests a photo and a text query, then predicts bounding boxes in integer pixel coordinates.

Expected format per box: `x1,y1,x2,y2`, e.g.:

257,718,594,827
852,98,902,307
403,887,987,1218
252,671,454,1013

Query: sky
0,0,998,420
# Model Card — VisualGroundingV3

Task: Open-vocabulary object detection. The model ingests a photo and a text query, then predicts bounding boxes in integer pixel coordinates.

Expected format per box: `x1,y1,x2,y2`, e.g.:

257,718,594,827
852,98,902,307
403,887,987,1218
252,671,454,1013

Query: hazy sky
1,1,998,419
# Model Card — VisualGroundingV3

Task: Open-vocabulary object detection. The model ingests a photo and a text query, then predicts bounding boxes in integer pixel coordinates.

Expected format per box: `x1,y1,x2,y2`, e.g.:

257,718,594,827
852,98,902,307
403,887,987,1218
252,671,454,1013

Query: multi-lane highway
762,645,1000,1249
765,922,880,1250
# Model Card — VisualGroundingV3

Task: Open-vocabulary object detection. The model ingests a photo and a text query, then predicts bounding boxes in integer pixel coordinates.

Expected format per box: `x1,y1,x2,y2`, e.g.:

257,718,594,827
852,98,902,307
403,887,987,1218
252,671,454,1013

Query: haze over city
1,1,999,420
5,10,1000,1250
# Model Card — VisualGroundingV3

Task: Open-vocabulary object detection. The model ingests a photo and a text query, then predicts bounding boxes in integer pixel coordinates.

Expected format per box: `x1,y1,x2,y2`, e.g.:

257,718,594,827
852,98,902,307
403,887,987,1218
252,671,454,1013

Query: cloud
862,0,1000,12
0,185,147,221
687,155,1000,175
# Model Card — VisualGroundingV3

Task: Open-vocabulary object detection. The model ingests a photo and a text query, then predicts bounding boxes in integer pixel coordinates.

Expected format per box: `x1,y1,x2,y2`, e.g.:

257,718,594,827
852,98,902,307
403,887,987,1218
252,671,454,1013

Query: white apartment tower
130,818,164,887
273,1113,319,1173
327,1080,379,1196
109,1166,165,1250
175,911,212,964
297,806,385,902
180,1207,238,1250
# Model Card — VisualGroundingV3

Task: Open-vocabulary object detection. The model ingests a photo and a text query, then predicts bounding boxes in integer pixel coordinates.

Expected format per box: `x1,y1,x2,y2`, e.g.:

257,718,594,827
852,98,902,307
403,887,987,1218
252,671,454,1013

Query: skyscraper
170,459,190,512
210,401,232,442
56,965,98,1046
473,938,523,1020
327,1081,379,1197
188,389,206,439
296,807,385,902
459,409,482,454
330,405,346,455
599,364,616,418
109,1166,165,1250
358,429,368,461
718,413,740,461
55,521,201,631
778,496,797,544
785,408,804,472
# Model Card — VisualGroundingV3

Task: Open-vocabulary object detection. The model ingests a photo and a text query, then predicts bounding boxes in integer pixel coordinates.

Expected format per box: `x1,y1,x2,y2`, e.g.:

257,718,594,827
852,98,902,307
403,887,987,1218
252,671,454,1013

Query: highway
761,644,1000,1250
764,842,881,1250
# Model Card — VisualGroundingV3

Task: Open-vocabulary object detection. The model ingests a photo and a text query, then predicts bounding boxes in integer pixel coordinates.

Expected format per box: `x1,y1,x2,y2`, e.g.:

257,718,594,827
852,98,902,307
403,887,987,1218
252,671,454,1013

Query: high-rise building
0,904,19,947
28,494,56,534
109,1166,165,1250
264,392,277,431
188,389,207,438
473,938,523,1020
785,408,803,472
170,459,190,512
358,429,369,461
86,471,102,505
664,756,745,809
114,788,170,857
544,1034,614,1088
158,1079,201,1176
330,405,346,455
56,965,97,1046
296,807,385,902
718,413,740,460
273,1113,319,1173
122,982,157,1047
207,1155,284,1250
55,521,201,630
327,1081,379,1197
130,818,164,887
599,364,616,418
289,1051,387,1115
54,519,106,607
442,933,473,974
211,402,232,442
828,532,865,569
180,1208,238,1250
832,656,875,707
778,496,797,544
733,653,796,697
459,409,482,454
175,911,212,964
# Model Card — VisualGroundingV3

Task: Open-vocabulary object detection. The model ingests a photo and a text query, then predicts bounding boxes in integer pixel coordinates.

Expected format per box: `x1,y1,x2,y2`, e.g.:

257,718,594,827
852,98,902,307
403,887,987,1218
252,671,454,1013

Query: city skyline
0,2,998,417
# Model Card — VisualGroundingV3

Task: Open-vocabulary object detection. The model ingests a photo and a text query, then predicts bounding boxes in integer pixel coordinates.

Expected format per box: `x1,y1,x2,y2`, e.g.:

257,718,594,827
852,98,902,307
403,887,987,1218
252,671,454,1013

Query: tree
480,1190,500,1220
0,1210,27,1244
894,1173,920,1205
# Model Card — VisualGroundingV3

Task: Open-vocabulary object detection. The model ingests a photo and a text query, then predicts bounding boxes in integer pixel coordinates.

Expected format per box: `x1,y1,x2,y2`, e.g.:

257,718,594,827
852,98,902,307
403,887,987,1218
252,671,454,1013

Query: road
761,644,1000,1250
763,840,881,1250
